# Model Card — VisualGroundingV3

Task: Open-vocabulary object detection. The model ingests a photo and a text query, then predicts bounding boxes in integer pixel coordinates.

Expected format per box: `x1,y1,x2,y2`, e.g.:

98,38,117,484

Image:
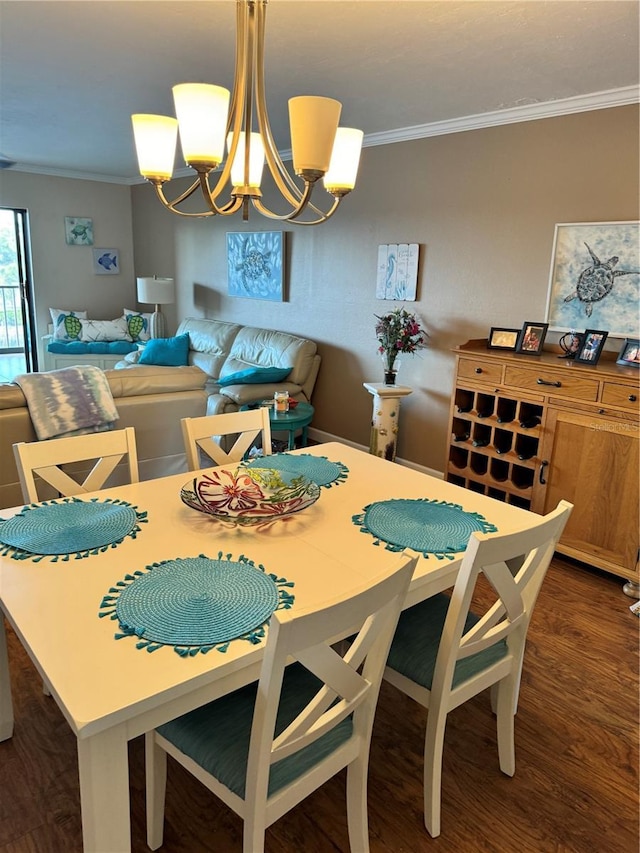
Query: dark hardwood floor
1,555,638,853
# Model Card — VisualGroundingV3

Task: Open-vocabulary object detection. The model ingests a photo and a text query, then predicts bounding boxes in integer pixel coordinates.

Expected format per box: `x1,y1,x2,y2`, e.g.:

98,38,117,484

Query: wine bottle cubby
446,381,544,511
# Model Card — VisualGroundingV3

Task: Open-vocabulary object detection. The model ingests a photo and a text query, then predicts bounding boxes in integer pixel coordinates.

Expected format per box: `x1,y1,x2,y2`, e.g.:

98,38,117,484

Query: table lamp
136,276,175,338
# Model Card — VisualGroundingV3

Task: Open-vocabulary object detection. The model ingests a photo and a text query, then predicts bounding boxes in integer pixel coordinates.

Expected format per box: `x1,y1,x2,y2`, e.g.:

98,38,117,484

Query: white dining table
0,441,536,852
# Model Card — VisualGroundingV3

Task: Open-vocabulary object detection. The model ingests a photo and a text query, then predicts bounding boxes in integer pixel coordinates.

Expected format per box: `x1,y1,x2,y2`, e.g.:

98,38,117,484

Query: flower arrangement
375,307,428,377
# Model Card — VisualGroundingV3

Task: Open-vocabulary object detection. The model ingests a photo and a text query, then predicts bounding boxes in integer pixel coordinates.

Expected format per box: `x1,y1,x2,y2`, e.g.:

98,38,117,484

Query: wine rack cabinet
447,340,639,586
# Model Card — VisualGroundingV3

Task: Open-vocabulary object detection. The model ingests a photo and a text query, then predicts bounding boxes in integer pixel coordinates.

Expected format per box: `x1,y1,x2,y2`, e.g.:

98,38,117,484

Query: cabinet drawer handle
537,378,561,388
475,367,483,374
629,394,637,402
539,460,549,485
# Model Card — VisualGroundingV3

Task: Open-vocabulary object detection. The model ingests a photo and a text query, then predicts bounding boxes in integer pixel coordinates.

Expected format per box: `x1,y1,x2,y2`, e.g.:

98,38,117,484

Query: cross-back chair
145,555,417,853
384,500,573,838
181,408,272,470
13,426,139,503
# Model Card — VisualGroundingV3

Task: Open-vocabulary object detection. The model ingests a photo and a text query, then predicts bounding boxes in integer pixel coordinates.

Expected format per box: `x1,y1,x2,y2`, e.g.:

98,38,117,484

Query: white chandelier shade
131,0,363,225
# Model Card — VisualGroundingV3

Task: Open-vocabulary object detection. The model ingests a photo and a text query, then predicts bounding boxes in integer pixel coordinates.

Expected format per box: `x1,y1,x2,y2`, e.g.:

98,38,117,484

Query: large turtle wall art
564,242,639,318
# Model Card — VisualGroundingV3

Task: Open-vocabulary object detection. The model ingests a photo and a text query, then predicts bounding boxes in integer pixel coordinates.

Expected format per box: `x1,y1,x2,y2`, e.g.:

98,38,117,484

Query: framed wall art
64,216,93,245
616,337,640,367
516,322,548,355
376,243,420,300
575,329,609,365
227,231,285,301
545,221,640,337
488,327,520,350
92,248,119,275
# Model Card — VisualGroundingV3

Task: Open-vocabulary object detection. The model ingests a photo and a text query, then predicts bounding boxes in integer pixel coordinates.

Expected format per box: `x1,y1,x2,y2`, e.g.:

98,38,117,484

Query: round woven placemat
244,453,348,488
353,499,498,558
114,556,280,646
0,499,139,556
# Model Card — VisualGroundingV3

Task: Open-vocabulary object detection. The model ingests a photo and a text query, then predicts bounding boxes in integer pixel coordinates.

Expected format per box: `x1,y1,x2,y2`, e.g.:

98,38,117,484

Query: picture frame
516,322,548,355
64,216,93,245
545,221,639,338
227,231,285,301
488,327,520,350
575,329,609,365
616,337,640,367
92,248,119,275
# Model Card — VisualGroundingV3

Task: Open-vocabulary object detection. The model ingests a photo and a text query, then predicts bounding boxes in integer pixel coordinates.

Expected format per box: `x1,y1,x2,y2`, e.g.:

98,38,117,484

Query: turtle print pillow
123,309,152,342
49,308,88,341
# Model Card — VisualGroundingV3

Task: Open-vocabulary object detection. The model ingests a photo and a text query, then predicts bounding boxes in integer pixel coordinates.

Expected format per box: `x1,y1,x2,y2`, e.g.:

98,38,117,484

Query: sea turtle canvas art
226,231,284,301
545,222,640,338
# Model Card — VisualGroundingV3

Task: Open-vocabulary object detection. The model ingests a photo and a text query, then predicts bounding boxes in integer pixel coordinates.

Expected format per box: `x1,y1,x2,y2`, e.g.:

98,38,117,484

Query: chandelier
132,0,363,226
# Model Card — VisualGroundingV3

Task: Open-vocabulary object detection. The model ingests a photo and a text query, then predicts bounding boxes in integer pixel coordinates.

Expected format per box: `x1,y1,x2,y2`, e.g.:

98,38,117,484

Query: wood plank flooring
1,556,638,853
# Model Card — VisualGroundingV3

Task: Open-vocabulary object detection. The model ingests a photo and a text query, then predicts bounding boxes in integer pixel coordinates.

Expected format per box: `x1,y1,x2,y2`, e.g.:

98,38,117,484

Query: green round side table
242,401,314,450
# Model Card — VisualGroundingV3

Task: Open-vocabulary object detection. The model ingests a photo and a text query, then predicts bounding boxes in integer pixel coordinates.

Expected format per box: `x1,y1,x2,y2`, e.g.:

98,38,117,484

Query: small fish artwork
92,247,120,275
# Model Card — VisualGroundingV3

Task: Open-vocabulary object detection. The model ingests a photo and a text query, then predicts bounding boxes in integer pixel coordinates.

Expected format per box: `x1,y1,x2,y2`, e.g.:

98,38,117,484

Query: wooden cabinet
446,340,640,586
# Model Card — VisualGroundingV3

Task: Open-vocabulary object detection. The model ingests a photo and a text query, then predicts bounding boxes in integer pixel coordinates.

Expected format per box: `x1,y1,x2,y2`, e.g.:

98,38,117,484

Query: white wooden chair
13,426,139,503
181,408,272,470
145,555,417,853
384,500,573,838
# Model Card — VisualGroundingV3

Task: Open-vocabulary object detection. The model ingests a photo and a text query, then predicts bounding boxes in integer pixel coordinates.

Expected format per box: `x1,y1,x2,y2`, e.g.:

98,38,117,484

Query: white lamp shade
136,277,175,306
131,114,178,180
173,83,230,167
289,96,341,174
228,131,265,189
323,127,364,193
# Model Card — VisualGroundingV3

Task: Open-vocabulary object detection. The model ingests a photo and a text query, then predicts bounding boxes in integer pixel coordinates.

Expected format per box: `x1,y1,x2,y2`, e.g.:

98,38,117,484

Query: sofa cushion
223,327,317,387
218,366,292,386
177,318,243,378
48,340,138,355
104,365,208,399
139,334,190,366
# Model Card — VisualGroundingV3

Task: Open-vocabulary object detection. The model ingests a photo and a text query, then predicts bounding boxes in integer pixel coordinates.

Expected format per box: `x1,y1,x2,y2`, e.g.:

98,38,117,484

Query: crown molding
8,85,639,184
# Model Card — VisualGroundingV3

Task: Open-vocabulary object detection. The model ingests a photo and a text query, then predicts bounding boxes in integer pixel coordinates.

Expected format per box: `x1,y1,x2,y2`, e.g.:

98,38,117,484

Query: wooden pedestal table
363,382,413,462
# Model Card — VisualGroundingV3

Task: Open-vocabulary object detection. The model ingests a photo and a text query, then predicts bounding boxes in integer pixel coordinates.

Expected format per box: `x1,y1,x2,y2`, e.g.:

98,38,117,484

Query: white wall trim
10,86,638,185
308,427,444,479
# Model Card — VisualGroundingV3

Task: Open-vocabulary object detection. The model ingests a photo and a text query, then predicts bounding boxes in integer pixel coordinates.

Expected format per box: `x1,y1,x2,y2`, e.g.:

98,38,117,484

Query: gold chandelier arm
252,191,343,224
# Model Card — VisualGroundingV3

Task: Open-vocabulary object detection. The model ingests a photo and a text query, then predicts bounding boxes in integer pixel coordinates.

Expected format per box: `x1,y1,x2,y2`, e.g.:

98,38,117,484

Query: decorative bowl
180,467,320,525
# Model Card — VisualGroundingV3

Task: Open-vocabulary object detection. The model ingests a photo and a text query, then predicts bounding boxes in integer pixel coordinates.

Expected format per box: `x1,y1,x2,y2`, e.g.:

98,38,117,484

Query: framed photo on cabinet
616,337,640,367
488,327,520,350
575,329,608,365
516,322,548,355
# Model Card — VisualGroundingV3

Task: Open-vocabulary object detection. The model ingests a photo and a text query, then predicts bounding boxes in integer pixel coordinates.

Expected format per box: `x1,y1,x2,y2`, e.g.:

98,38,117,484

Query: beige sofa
116,317,321,416
0,365,208,509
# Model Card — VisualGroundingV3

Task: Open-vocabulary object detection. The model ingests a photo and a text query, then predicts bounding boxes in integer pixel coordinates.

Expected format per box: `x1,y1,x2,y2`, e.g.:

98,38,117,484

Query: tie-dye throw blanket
15,366,118,440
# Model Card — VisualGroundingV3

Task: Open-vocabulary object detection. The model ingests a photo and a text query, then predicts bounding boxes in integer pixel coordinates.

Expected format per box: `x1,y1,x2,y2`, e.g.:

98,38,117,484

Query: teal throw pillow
138,334,190,367
218,366,292,386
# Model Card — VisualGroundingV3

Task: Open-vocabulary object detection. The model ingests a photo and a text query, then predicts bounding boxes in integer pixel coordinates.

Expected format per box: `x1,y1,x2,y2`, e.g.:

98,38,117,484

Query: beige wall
131,105,639,472
0,172,136,366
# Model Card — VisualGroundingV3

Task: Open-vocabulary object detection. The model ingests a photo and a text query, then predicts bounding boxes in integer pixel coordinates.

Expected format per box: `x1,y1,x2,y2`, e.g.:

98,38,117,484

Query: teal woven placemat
352,498,498,560
0,497,147,562
99,553,295,655
243,453,348,488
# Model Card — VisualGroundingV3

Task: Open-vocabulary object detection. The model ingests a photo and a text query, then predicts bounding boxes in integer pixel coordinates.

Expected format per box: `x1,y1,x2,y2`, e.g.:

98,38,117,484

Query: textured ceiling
0,0,638,182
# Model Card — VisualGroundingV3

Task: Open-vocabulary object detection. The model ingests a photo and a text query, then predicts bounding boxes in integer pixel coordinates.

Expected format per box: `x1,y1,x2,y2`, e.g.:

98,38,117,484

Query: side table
242,401,315,451
363,382,413,462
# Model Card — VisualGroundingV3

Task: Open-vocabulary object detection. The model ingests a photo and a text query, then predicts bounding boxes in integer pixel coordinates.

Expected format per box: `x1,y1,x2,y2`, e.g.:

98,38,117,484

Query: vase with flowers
375,306,428,385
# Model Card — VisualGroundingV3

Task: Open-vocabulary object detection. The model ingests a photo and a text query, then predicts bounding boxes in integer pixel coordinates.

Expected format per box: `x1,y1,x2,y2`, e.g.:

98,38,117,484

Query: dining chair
145,555,418,853
384,499,573,838
13,426,139,503
181,407,272,470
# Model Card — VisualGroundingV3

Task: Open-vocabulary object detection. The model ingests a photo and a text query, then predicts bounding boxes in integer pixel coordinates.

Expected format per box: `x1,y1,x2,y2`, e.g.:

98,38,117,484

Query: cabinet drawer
458,358,503,385
601,382,640,412
504,365,598,401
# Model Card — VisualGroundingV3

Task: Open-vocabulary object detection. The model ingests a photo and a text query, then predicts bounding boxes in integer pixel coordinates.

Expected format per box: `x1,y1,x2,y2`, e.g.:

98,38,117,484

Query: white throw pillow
79,317,132,342
49,308,87,341
123,309,152,342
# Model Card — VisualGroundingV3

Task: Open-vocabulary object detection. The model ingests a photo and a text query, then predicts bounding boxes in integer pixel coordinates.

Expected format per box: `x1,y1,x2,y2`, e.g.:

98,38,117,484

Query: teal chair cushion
387,593,508,689
157,663,352,798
